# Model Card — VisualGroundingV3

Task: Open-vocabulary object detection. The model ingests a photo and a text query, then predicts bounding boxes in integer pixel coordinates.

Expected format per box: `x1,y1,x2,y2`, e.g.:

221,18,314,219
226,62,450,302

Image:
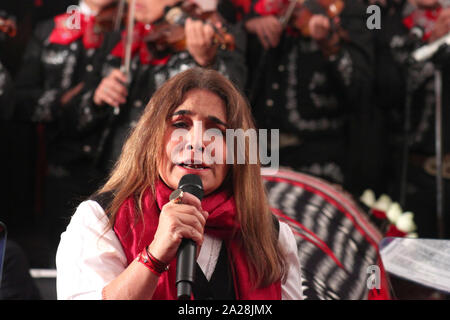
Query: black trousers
43,162,104,266
405,164,450,239
0,240,41,300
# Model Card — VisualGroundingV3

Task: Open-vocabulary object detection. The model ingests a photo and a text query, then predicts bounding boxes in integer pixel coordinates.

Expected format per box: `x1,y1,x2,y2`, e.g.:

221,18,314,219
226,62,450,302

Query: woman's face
158,88,229,195
132,0,180,24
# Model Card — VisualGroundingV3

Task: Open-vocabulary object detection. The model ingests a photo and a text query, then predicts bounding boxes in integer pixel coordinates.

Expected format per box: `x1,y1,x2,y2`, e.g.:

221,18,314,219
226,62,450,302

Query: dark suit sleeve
325,2,374,108
13,19,64,123
0,60,14,120
214,21,248,91
56,32,121,137
0,240,41,300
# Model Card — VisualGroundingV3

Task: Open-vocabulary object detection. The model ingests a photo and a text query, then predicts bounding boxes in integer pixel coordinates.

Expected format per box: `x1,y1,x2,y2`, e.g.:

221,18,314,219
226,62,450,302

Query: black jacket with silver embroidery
246,0,374,137
14,15,105,167
375,4,450,156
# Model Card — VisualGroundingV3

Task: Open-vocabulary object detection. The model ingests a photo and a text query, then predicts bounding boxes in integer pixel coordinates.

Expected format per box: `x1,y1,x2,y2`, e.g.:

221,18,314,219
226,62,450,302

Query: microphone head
178,174,204,201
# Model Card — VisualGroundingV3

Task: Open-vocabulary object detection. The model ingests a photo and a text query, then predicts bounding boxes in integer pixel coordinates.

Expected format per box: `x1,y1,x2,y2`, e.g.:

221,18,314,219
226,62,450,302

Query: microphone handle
176,238,197,300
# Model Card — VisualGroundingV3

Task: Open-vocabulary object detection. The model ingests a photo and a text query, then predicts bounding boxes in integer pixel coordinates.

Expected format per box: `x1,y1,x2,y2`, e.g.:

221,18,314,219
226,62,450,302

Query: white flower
373,194,392,212
386,202,402,224
360,189,376,207
407,232,418,238
396,212,417,233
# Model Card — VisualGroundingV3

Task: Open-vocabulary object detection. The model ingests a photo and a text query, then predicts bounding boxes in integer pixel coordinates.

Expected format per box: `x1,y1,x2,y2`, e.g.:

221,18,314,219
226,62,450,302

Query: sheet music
380,238,450,293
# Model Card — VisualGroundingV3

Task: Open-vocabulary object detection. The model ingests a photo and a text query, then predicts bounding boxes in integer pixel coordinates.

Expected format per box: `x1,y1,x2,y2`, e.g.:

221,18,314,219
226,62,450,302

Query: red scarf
253,0,288,16
113,180,281,300
110,22,171,65
48,13,103,49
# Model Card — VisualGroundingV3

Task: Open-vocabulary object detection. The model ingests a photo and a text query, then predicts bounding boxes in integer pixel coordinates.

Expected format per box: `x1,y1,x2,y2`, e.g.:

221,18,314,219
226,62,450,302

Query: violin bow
110,0,135,116
93,0,135,164
114,0,127,31
121,0,136,83
279,0,301,28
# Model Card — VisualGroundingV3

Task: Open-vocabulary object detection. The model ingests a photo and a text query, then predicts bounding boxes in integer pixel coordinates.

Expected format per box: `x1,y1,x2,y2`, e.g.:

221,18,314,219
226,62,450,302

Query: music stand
401,37,450,239
431,44,450,239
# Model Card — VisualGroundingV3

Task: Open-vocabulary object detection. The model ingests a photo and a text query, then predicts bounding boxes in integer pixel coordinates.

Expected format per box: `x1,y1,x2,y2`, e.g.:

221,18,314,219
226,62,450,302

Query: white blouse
56,200,304,300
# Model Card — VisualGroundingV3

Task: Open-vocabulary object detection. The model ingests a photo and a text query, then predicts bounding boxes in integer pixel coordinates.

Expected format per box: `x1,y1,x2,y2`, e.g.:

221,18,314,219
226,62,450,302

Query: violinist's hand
429,8,450,42
245,15,282,50
309,14,331,41
185,18,218,67
93,69,128,108
148,192,209,264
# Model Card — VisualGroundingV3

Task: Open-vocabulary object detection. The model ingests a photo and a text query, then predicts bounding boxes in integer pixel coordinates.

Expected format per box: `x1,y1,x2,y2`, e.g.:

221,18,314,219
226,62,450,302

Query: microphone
172,174,204,300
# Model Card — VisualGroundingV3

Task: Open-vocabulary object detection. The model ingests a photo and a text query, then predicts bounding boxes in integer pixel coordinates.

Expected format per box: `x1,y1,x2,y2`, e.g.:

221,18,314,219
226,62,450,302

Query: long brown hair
99,68,285,287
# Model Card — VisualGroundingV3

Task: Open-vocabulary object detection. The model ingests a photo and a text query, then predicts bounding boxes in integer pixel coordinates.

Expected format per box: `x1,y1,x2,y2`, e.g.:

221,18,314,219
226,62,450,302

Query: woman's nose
185,142,205,152
185,121,205,152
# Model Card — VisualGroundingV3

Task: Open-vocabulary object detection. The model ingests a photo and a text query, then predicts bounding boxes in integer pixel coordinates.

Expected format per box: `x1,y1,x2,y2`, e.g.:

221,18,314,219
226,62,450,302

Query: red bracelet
137,247,169,276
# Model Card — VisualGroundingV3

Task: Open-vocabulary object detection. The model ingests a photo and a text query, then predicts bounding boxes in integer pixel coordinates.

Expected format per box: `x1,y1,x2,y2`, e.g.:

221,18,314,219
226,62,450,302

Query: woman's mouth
177,162,211,170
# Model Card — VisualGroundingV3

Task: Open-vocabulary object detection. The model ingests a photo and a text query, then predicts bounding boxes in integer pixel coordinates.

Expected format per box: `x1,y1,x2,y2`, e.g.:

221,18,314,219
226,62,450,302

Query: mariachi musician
0,14,16,231
0,11,15,120
13,0,117,262
375,0,450,238
242,0,375,192
69,0,247,174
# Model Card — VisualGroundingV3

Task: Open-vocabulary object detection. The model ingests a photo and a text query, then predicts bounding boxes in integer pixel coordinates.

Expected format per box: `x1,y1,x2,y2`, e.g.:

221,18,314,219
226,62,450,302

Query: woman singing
56,68,303,300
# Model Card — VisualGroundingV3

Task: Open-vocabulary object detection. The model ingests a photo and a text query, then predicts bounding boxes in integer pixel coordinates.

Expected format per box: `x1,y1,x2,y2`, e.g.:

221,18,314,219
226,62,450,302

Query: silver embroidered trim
41,49,69,65
286,44,301,127
33,89,58,122
309,72,339,109
411,80,435,145
299,162,344,184
61,53,77,90
79,90,94,129
336,50,353,87
0,72,5,96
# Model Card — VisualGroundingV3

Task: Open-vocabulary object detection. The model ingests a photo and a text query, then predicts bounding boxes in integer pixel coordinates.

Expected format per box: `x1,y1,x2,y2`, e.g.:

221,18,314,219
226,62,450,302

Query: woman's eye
172,122,189,128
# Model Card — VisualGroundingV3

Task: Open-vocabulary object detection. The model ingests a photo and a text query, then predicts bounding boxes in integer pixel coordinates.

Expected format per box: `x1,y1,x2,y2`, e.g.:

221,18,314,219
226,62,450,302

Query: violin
95,0,128,33
96,0,235,53
144,1,235,53
277,0,348,56
287,0,345,37
0,17,17,38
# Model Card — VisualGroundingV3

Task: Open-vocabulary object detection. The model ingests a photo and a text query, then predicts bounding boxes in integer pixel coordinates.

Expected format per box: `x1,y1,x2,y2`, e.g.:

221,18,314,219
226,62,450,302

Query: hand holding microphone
148,174,207,299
